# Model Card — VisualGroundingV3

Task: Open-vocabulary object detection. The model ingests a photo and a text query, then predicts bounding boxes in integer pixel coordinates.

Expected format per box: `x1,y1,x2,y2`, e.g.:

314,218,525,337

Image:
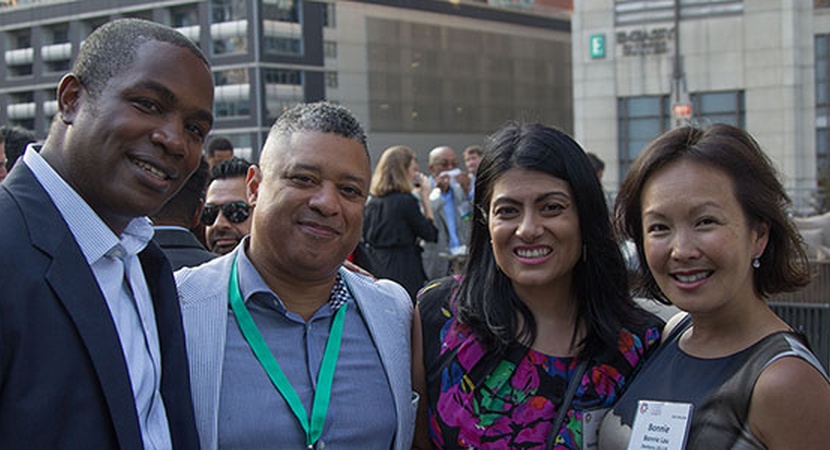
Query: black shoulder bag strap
545,359,589,450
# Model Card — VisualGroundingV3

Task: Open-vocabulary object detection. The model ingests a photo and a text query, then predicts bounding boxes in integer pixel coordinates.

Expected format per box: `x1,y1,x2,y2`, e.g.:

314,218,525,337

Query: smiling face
204,177,252,255
248,131,370,281
640,159,768,315
488,168,582,298
50,40,214,234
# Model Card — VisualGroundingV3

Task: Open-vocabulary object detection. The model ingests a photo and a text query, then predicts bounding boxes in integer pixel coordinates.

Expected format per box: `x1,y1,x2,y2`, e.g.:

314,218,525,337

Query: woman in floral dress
412,123,663,449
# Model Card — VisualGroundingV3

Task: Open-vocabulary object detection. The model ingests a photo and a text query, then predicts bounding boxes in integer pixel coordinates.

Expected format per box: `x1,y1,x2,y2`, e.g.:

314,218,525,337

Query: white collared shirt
23,147,171,449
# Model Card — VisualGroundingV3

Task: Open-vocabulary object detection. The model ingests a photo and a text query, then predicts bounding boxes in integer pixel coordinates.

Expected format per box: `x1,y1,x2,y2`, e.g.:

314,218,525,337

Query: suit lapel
343,271,410,444
140,243,199,448
43,221,144,449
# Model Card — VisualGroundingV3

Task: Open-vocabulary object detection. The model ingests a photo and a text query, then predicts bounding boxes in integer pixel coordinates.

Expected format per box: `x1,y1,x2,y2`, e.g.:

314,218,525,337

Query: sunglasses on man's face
200,201,251,226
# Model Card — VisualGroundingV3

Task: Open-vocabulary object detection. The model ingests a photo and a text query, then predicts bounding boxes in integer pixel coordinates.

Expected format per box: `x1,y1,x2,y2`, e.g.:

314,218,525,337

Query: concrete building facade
573,0,829,213
0,0,572,166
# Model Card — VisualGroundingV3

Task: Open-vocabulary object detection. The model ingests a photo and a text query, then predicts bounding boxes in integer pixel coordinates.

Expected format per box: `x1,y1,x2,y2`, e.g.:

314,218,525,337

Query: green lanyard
228,254,347,449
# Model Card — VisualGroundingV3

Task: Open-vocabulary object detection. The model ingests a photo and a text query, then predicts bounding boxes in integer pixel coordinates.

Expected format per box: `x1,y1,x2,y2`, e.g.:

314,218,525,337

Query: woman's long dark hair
456,122,648,358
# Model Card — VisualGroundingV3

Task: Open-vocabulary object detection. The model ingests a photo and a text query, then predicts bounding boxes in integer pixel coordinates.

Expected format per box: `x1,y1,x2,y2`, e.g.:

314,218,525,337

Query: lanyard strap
228,254,347,448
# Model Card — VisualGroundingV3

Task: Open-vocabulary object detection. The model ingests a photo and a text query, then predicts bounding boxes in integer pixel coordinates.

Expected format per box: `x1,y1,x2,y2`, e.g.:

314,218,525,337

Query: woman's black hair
456,122,648,358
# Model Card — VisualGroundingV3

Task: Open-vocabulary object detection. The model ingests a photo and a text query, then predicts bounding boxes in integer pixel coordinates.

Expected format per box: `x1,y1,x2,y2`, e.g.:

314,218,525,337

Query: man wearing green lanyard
175,102,417,450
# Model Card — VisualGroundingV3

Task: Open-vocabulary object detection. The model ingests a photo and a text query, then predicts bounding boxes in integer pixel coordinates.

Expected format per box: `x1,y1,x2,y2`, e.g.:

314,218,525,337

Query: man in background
1,125,37,174
205,136,234,169
203,156,254,255
586,152,605,181
0,18,211,448
422,145,472,279
176,101,415,450
151,157,217,269
463,144,482,197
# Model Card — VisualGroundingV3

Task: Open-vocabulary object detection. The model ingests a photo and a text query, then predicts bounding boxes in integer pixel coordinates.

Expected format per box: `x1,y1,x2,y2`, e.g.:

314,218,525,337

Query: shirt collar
234,237,350,314
23,147,154,264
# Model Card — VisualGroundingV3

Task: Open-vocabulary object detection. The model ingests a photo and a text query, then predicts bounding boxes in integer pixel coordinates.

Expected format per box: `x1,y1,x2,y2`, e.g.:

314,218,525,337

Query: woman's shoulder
417,276,461,318
749,352,830,448
608,311,665,367
623,310,665,347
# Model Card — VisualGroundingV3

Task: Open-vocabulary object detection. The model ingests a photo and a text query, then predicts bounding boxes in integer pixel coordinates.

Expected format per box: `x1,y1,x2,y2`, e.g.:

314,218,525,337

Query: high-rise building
573,0,830,213
0,0,572,165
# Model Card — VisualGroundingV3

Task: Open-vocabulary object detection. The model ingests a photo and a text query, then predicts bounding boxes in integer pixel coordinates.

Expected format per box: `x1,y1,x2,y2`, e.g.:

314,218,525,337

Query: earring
752,256,761,269
582,244,587,263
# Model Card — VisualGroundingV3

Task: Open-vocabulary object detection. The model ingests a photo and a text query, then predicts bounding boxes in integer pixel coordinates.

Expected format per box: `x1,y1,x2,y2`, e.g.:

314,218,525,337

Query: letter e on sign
590,34,605,59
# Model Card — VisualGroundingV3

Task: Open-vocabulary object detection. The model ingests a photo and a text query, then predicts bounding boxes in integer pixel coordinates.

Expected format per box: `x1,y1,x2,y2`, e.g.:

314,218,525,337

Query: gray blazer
175,249,416,450
421,182,471,281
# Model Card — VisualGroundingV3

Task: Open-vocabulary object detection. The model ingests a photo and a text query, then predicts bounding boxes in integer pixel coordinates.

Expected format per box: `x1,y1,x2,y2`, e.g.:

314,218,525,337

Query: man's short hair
206,136,234,157
210,156,253,182
152,157,210,225
1,125,37,171
586,152,605,173
464,145,483,157
73,18,208,98
268,102,368,156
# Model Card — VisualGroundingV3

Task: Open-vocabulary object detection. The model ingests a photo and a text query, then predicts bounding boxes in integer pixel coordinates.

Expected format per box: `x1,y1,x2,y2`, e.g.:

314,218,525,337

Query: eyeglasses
200,201,251,226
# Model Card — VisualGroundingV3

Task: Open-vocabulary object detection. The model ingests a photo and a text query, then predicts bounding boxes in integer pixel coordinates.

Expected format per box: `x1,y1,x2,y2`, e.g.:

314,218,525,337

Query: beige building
573,0,830,214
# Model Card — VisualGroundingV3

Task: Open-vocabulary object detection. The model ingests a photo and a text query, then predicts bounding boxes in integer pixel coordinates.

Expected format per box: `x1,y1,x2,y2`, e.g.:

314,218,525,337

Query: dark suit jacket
153,227,217,271
0,164,200,449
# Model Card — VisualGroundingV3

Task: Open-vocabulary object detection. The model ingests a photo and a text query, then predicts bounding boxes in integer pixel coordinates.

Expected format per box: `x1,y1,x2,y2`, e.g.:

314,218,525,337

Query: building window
326,71,338,88
213,68,250,118
689,90,744,128
264,68,302,85
43,24,71,74
617,95,671,178
47,24,69,44
324,40,337,59
614,0,743,25
322,2,336,28
618,91,743,178
816,34,830,211
172,4,200,27
211,0,246,23
215,100,251,118
264,36,301,55
264,68,304,121
263,0,299,23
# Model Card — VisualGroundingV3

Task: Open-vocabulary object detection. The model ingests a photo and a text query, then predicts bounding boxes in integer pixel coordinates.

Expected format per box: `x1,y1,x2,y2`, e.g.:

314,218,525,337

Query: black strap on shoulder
545,359,589,450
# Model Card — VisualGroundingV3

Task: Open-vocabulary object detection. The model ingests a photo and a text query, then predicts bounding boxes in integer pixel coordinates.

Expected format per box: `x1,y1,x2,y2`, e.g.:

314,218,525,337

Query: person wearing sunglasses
203,156,254,255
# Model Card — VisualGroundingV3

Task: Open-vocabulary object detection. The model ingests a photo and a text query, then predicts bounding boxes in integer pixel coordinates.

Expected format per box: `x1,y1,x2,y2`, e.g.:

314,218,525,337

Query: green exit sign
590,34,605,59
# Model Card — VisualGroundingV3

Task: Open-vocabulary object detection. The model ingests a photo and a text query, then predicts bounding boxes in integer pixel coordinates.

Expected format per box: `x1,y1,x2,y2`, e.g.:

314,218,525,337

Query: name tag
627,400,693,450
582,408,610,450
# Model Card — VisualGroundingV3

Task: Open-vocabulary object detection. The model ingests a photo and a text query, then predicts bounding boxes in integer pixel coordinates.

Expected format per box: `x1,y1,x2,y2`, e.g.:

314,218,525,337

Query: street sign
590,34,605,59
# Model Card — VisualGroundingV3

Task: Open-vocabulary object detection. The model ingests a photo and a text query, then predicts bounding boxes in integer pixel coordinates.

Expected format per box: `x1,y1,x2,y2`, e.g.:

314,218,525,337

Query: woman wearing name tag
598,124,830,449
412,123,664,449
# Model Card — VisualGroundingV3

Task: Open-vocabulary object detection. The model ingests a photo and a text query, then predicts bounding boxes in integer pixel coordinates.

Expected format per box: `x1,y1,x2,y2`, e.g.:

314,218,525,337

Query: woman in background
599,124,830,449
364,145,437,299
413,123,663,449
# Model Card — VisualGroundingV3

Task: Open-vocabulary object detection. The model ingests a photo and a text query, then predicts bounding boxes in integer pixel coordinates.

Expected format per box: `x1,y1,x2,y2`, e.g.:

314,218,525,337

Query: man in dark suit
0,18,213,449
152,157,217,270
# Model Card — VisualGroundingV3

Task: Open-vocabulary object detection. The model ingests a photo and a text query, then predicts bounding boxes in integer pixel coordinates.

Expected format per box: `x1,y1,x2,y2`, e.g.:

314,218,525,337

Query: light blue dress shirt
23,148,172,450
218,248,397,449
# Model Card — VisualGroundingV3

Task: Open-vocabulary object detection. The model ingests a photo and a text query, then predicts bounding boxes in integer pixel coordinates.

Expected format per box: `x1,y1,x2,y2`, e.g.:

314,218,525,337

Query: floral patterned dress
417,277,662,449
